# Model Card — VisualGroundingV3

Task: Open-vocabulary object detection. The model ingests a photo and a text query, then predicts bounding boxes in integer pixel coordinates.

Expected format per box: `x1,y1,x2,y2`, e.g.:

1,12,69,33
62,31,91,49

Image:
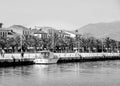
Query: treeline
0,34,119,53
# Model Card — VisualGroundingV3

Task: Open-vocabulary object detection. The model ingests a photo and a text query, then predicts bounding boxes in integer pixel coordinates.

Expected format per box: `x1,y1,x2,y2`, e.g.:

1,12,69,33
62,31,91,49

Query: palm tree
104,37,114,52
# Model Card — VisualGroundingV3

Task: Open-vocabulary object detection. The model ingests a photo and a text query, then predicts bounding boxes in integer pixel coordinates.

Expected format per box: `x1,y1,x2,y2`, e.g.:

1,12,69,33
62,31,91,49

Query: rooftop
8,25,29,30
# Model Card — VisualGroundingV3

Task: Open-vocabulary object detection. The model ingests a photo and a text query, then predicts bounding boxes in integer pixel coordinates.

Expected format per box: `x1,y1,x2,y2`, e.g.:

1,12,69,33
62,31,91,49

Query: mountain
76,21,120,41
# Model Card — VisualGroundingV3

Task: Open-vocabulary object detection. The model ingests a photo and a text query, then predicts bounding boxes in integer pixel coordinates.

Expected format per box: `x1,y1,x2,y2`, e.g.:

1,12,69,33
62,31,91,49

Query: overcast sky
0,0,120,30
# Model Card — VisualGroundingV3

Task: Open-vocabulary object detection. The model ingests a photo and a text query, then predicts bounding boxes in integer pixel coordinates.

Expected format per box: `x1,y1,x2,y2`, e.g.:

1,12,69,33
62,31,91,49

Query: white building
32,29,48,39
64,31,76,38
8,25,32,36
0,23,17,38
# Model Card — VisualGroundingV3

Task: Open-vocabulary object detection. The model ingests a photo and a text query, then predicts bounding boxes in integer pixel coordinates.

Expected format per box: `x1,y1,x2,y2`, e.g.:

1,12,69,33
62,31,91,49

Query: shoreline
0,52,119,66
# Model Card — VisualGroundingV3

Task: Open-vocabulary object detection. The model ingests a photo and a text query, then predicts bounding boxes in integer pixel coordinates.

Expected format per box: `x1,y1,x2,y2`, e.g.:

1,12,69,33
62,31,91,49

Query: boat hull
34,58,59,64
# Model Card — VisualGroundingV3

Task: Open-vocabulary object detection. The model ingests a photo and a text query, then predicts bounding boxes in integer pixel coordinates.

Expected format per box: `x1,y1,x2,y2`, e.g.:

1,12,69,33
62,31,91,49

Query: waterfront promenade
0,52,120,66
0,53,35,66
55,52,120,62
55,52,120,58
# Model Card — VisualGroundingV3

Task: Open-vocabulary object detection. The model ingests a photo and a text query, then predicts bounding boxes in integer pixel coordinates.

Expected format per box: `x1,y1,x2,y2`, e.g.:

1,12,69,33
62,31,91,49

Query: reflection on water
1,61,120,86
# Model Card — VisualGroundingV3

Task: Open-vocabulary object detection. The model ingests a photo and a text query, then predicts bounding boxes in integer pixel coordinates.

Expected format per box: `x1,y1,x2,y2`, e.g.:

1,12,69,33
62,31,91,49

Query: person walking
21,49,24,58
1,49,5,58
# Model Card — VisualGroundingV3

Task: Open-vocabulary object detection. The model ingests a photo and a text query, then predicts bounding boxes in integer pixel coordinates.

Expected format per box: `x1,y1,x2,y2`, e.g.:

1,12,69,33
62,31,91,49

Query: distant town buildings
0,23,119,53
33,26,76,39
0,23,76,39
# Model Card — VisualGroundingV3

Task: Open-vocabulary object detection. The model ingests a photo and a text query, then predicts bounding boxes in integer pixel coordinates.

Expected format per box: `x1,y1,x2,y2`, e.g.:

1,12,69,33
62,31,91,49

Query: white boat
34,50,59,64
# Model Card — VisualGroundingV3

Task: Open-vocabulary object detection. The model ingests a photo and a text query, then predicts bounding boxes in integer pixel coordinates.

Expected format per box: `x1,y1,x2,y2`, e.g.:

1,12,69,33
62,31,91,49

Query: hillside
76,21,120,41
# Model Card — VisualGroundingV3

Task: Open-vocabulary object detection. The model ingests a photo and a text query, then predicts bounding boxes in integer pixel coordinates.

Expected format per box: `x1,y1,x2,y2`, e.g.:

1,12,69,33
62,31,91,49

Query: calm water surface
1,61,120,86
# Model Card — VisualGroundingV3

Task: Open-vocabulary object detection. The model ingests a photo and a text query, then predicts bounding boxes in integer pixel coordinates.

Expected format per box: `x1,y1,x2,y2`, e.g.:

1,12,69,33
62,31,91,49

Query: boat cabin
38,51,53,59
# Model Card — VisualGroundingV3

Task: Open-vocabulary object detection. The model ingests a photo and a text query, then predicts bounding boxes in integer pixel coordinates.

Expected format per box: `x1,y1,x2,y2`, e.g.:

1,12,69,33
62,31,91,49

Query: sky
0,0,120,30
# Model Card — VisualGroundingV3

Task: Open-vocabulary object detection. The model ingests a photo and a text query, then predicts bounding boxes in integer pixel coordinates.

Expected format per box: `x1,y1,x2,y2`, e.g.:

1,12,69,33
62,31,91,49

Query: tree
6,36,21,52
0,37,7,49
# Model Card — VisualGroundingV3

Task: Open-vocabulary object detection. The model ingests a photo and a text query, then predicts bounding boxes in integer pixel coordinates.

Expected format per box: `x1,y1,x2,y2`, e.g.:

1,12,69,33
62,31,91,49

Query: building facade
32,29,48,39
0,23,16,38
0,29,9,38
9,25,32,36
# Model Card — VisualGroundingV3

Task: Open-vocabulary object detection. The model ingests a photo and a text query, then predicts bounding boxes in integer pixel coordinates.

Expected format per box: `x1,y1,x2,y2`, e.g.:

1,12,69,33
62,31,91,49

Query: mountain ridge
75,21,120,41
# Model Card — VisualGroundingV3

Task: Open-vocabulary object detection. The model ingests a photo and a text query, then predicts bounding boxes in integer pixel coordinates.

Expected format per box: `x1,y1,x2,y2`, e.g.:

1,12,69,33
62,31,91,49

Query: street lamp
75,30,81,52
101,38,104,53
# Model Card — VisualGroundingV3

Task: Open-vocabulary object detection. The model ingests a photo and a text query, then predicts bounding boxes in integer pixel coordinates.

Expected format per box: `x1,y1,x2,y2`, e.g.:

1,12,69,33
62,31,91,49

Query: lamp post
75,30,80,52
102,39,103,53
101,39,103,53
